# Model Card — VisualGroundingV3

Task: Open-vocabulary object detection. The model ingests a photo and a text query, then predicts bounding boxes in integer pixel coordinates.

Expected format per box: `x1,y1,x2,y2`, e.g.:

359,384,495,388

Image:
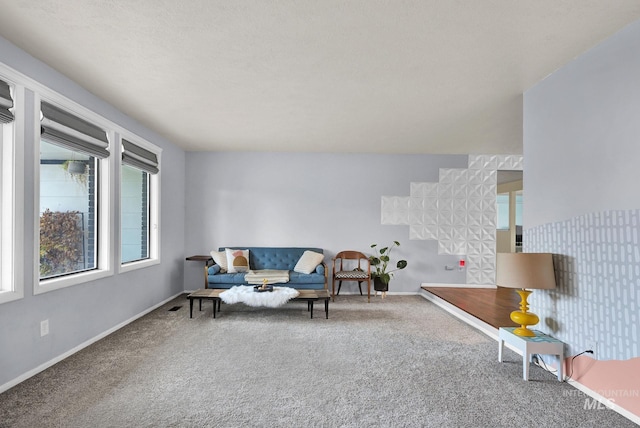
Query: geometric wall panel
381,196,409,225
381,154,523,285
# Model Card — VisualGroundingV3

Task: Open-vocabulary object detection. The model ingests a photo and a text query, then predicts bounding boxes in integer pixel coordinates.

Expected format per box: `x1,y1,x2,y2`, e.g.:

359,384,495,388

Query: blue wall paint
524,20,640,360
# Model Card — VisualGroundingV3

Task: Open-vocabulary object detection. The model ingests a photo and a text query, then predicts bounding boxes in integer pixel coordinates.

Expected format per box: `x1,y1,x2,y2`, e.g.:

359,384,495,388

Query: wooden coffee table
187,289,222,318
293,289,330,319
187,288,330,319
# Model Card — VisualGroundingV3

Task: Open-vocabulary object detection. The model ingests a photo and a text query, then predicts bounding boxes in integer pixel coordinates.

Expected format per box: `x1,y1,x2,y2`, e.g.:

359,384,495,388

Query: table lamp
496,253,556,337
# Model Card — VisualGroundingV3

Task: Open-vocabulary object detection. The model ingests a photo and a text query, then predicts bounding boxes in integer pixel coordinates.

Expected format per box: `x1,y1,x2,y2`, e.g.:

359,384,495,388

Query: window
496,192,522,230
120,138,159,269
37,100,112,292
39,141,98,278
121,164,149,263
497,191,523,252
0,78,23,304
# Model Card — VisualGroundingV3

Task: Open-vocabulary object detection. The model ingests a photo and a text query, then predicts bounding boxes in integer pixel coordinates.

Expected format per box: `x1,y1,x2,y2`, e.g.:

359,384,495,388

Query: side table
186,255,212,289
498,327,564,381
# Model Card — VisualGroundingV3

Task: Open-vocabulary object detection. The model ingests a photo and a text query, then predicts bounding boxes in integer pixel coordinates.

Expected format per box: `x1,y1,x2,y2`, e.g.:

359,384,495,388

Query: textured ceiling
1,1,639,154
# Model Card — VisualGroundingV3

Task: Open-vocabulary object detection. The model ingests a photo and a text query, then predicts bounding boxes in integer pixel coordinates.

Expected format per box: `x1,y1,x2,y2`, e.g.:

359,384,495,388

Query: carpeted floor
0,295,634,427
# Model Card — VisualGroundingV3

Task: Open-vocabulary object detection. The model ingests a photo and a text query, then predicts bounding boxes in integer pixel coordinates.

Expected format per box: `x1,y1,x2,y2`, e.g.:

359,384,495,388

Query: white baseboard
419,289,499,340
333,291,418,297
421,282,497,289
564,378,640,425
0,291,184,394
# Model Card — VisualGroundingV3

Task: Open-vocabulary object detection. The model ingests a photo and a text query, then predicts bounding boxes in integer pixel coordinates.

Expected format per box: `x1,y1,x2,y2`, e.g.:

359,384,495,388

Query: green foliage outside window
39,209,84,278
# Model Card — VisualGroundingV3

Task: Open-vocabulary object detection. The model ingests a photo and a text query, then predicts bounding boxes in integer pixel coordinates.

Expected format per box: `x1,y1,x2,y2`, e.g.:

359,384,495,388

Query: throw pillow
293,250,324,274
225,248,250,273
210,250,228,273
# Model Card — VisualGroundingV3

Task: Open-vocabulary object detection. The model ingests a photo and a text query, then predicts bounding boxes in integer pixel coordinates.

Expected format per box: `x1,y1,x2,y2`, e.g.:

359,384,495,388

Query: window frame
117,133,161,273
0,79,24,305
34,93,115,295
0,61,162,295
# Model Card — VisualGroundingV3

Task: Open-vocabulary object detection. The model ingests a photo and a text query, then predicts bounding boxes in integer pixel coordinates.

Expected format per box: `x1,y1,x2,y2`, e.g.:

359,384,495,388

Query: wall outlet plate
40,319,49,337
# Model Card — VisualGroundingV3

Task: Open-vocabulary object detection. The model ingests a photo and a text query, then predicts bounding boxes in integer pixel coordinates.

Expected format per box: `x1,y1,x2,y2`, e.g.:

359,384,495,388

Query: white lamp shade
496,253,556,290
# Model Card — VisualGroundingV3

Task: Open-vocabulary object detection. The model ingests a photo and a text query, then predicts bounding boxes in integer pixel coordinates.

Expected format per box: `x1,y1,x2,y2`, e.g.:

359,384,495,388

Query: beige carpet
0,295,634,427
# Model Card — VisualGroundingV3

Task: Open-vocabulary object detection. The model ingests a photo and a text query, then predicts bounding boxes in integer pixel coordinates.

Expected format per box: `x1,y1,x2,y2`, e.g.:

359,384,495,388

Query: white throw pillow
210,250,228,272
294,250,324,274
225,248,250,273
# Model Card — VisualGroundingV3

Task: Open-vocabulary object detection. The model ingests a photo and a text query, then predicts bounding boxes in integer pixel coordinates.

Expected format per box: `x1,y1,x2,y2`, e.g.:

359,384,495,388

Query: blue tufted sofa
206,247,327,290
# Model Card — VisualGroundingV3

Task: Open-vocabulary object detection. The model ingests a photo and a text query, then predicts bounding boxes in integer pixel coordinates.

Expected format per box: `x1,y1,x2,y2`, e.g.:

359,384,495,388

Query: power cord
566,350,594,382
533,353,556,376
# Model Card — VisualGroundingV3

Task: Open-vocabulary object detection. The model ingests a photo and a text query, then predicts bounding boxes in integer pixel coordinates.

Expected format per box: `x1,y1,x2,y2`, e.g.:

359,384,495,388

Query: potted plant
61,159,88,187
369,241,408,293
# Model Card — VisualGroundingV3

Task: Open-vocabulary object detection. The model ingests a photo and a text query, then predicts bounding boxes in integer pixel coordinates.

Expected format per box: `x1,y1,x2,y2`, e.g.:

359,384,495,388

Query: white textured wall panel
381,154,523,284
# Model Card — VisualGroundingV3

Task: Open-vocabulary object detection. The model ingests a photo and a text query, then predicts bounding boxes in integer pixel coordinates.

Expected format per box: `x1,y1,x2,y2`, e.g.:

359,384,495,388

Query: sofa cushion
210,250,228,272
226,248,250,273
289,271,326,284
208,272,247,285
293,250,325,274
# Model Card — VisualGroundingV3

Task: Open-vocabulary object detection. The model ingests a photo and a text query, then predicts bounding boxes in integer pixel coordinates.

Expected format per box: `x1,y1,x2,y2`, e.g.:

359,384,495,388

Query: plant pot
373,276,388,292
67,161,86,174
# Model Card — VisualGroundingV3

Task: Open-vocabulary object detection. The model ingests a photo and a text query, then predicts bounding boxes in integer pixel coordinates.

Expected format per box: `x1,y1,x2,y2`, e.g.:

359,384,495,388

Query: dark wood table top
186,255,212,262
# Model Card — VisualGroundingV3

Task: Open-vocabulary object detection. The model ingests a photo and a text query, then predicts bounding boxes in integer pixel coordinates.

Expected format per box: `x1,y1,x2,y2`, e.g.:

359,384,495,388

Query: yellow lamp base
510,289,539,337
511,325,537,337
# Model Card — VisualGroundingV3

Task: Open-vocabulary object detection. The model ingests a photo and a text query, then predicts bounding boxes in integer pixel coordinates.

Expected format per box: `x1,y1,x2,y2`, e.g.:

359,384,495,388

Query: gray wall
184,152,469,292
0,37,186,388
523,20,640,360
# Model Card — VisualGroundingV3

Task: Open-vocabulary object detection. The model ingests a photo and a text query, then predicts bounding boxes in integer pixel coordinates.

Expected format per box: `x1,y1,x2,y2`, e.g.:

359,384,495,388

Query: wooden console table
185,255,212,288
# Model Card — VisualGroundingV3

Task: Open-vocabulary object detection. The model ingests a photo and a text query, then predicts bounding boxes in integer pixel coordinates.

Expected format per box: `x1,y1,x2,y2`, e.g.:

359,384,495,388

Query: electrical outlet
40,319,49,337
586,340,597,357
